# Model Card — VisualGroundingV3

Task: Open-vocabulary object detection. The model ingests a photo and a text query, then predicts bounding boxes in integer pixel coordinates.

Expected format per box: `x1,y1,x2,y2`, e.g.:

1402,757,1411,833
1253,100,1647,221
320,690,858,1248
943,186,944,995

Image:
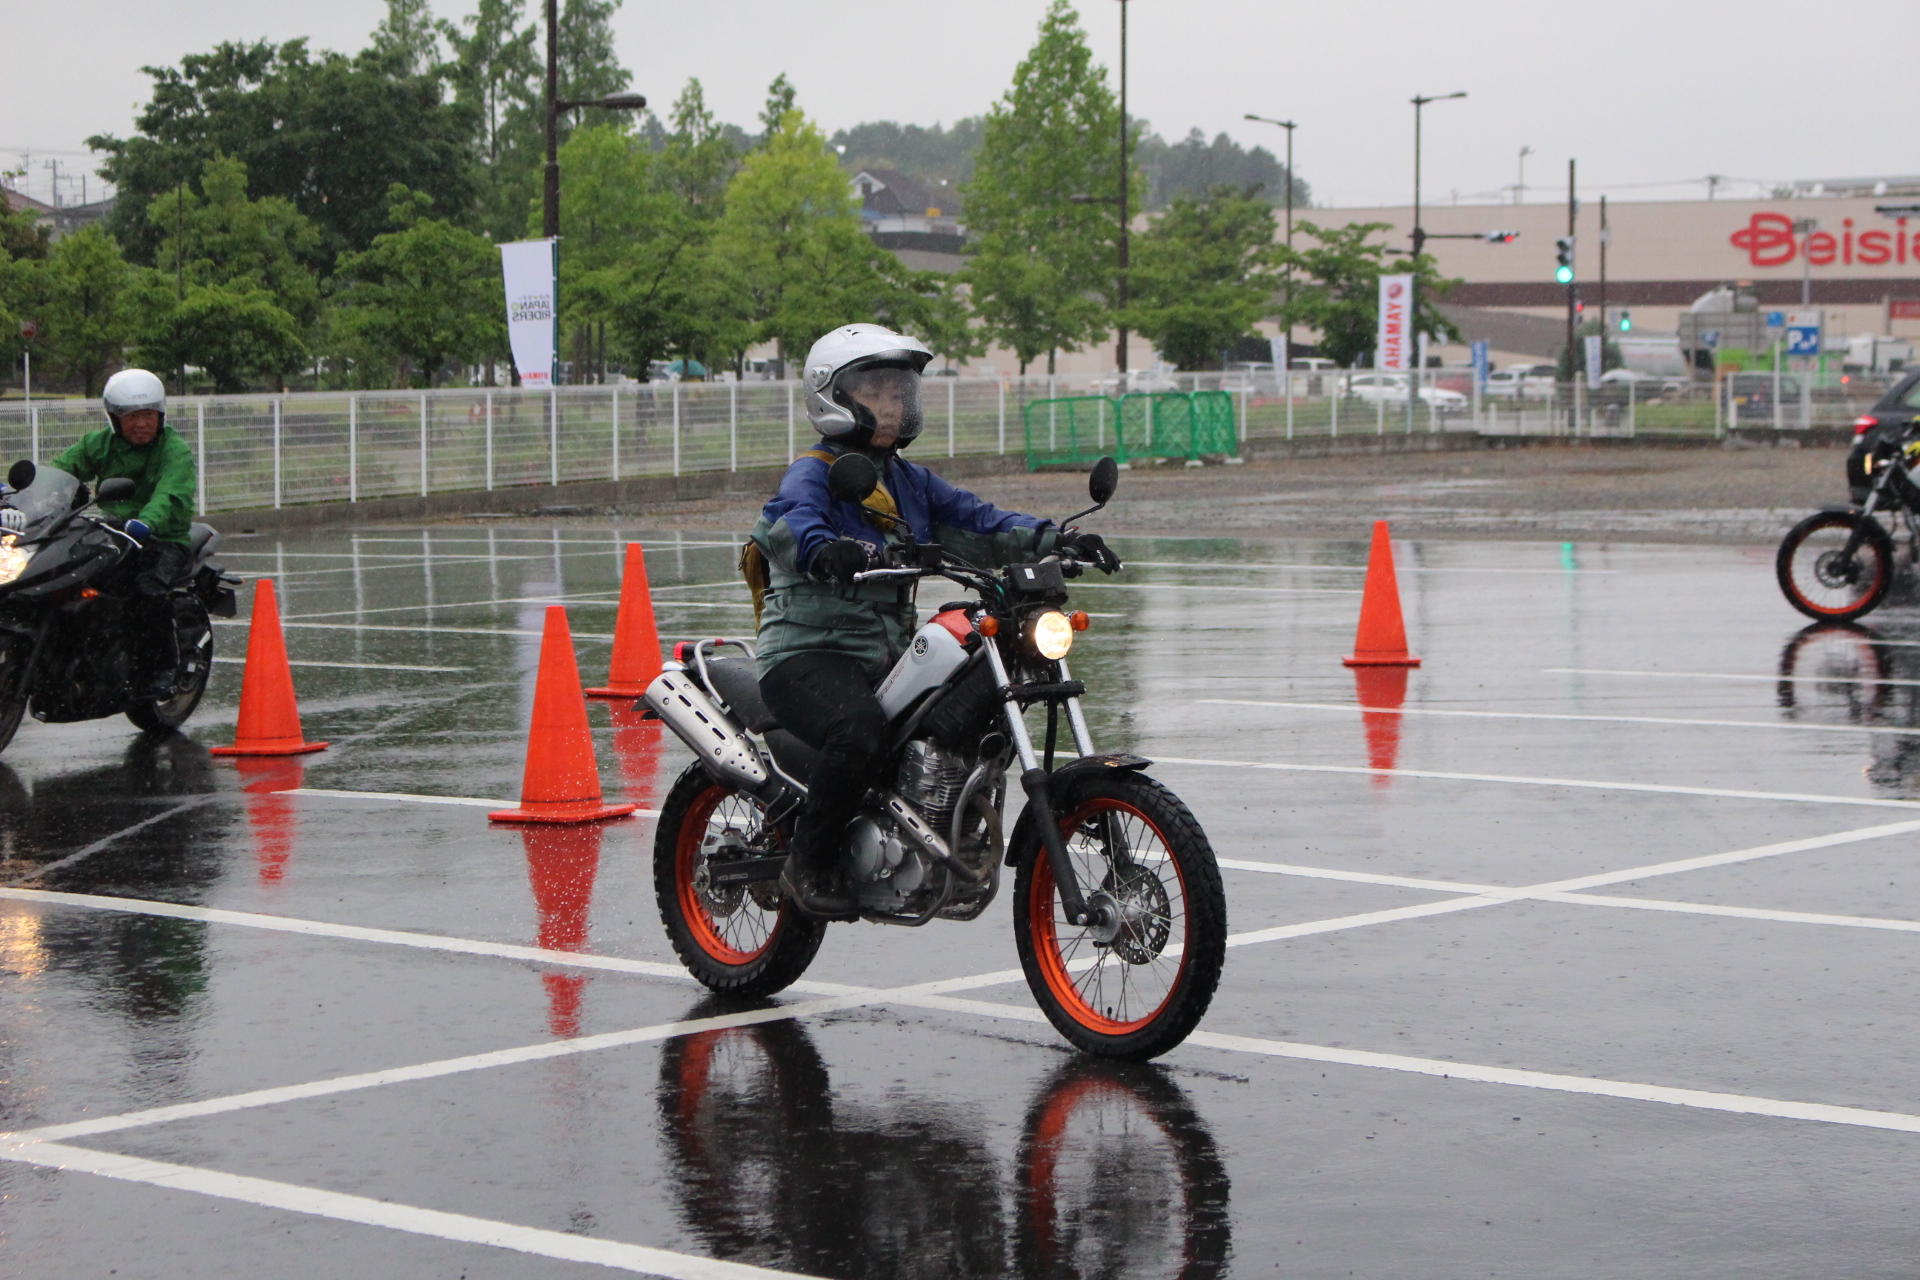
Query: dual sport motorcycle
1776,415,1920,622
642,454,1228,1061
0,460,237,753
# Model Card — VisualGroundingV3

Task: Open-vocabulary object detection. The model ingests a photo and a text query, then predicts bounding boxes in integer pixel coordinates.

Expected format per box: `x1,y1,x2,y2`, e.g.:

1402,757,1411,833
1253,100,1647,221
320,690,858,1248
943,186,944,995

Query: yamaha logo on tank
912,635,929,657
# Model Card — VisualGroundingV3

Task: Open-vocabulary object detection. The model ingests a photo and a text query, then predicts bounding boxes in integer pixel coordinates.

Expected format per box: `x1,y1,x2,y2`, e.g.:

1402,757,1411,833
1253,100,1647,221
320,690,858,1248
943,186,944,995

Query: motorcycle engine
846,740,972,893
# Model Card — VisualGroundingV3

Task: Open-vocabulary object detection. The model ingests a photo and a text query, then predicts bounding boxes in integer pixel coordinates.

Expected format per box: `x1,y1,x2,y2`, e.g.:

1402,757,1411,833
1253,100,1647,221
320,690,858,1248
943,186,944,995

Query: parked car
1484,365,1557,399
1724,371,1802,417
1845,367,1920,502
1092,368,1182,394
1344,373,1467,415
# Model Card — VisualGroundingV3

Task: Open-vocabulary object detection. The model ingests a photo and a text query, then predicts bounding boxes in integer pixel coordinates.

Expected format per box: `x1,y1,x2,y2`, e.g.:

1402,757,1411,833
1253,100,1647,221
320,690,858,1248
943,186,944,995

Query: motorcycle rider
748,324,1120,918
46,369,198,701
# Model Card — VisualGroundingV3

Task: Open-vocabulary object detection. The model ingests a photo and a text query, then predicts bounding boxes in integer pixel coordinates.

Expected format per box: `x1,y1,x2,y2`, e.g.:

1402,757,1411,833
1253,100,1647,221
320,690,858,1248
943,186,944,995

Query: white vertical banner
1269,334,1288,397
1584,334,1604,390
1376,274,1413,372
499,238,557,388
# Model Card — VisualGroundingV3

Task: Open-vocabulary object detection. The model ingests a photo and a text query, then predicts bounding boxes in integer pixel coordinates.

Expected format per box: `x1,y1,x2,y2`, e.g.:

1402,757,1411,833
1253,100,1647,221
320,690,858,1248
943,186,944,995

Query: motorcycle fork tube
985,638,1091,926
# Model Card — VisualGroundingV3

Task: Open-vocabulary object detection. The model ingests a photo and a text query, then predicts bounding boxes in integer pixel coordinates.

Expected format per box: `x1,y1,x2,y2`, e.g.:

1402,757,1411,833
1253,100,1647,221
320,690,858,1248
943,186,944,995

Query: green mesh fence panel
1023,395,1123,468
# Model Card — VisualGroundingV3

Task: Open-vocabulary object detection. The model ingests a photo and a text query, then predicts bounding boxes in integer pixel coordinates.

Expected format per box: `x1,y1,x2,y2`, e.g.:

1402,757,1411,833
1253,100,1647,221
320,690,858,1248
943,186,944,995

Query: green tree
1122,186,1284,370
658,79,739,216
126,272,307,394
90,40,478,264
557,0,627,104
151,157,325,333
26,227,136,395
830,118,984,190
448,0,543,241
960,0,1128,373
326,186,506,387
757,73,798,143
709,110,909,368
369,0,451,77
1272,220,1460,370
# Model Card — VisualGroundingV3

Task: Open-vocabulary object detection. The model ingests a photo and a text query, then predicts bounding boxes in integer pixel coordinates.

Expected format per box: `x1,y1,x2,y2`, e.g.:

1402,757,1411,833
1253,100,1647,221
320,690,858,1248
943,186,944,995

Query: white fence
0,368,1897,516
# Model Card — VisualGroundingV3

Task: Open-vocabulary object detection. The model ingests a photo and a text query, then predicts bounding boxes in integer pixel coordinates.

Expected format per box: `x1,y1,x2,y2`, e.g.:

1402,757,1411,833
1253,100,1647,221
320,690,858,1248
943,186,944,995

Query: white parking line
1200,698,1920,737
1152,754,1920,810
217,620,617,641
0,1142,810,1279
1124,558,1616,576
211,657,469,673
1548,666,1920,688
284,789,659,817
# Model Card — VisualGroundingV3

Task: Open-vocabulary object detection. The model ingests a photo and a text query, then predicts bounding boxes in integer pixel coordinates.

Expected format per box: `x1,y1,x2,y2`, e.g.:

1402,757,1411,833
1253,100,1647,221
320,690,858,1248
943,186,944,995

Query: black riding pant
121,541,188,679
758,651,889,866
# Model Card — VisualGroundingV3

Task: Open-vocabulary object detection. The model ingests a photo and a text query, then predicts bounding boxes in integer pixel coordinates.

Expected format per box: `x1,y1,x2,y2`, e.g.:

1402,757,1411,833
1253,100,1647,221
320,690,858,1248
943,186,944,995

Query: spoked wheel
1777,511,1895,622
0,634,28,755
127,596,214,734
654,762,824,997
1012,771,1226,1061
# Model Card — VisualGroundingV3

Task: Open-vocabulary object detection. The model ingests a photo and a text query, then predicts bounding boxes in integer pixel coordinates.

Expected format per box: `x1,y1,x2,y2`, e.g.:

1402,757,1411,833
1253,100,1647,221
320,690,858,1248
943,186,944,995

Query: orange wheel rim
1028,798,1188,1036
676,785,780,965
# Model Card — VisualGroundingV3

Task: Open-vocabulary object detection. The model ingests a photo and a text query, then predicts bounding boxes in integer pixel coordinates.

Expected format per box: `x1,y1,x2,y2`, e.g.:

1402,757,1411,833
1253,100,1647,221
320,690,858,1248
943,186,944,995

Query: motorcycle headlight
0,535,28,587
1028,609,1074,660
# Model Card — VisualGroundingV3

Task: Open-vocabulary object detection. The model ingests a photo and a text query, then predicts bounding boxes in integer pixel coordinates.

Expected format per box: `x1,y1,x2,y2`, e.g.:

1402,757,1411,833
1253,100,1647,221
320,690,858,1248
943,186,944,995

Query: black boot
779,829,857,921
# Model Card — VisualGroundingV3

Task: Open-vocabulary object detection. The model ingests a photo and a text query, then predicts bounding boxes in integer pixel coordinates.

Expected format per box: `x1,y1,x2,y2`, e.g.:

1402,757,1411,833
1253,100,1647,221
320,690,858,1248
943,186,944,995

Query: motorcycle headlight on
0,534,29,587
1027,609,1075,660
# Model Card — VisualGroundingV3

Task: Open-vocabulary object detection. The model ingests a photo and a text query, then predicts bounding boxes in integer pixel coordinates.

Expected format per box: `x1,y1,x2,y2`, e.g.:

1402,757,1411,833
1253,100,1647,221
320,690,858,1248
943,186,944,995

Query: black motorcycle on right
1777,415,1920,622
0,460,236,753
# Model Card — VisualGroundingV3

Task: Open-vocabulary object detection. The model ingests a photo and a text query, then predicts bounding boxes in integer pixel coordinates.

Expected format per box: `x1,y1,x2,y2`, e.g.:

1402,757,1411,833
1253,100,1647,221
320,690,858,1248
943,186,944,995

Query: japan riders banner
1376,274,1412,372
499,239,557,387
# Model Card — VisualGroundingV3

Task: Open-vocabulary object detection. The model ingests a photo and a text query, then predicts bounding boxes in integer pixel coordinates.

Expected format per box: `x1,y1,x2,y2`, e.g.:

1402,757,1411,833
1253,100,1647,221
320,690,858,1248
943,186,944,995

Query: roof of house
2,188,56,217
852,167,959,218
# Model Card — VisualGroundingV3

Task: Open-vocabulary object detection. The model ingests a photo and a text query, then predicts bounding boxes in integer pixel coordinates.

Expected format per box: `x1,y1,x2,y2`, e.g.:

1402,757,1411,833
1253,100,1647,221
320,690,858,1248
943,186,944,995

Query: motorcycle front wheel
1777,511,1895,622
0,634,29,754
1012,771,1227,1061
127,596,214,734
654,762,825,998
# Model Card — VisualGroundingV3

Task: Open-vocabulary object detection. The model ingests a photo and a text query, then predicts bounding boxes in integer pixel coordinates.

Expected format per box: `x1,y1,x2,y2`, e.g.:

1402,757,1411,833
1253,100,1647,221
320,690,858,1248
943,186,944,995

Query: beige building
1285,193,1920,367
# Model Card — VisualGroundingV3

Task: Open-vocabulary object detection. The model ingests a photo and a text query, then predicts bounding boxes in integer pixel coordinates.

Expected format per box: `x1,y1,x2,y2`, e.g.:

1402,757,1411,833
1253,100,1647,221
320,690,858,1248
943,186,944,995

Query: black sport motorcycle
1776,415,1920,622
0,460,237,753
643,453,1228,1061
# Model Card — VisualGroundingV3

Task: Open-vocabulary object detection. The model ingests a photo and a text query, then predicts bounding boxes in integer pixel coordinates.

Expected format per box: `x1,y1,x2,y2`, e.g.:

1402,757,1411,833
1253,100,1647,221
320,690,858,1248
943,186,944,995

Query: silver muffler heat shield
644,670,776,797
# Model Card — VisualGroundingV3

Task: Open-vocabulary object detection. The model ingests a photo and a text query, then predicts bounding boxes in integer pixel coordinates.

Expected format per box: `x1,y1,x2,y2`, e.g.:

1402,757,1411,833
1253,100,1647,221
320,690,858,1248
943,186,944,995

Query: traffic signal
1617,310,1632,333
1554,235,1575,284
1483,229,1519,243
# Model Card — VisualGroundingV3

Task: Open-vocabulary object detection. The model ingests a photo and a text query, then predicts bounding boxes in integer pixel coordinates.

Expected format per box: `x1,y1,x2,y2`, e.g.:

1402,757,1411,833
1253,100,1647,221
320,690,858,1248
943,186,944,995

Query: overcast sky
5,0,1911,212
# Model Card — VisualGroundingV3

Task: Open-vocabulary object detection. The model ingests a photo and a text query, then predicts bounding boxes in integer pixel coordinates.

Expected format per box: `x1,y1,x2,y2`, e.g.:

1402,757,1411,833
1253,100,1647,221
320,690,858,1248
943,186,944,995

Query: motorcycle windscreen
5,466,84,532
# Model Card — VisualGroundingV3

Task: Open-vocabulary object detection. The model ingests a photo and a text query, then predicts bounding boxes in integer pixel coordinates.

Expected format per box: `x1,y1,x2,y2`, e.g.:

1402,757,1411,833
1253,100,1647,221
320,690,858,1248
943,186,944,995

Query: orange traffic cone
586,542,663,699
1342,521,1422,668
490,606,638,825
607,700,668,810
212,579,329,757
1351,664,1411,789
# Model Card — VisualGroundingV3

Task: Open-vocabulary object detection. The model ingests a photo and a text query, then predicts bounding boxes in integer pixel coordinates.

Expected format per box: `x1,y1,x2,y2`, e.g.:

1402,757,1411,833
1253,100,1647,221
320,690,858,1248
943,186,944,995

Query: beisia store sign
1730,212,1920,269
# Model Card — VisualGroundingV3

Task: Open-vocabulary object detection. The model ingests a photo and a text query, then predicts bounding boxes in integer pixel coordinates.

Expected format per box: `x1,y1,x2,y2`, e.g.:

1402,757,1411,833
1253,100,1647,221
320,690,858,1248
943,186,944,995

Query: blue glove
124,518,151,543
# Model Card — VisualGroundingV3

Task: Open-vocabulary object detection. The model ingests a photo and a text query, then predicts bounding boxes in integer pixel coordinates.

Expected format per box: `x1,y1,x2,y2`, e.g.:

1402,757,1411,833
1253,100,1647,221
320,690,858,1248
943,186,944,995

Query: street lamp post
1408,91,1466,432
1114,0,1130,376
1516,144,1532,205
1243,113,1298,349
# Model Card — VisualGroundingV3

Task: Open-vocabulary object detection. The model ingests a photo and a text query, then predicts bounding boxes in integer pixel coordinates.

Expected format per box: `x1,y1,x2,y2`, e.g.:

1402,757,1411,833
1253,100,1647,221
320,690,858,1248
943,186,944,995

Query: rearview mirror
1088,456,1119,506
97,477,136,503
6,460,33,491
827,452,878,504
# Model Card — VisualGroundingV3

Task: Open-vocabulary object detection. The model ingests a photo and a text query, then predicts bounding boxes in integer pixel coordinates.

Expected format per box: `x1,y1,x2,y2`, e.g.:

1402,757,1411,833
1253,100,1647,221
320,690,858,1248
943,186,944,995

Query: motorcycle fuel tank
876,611,972,720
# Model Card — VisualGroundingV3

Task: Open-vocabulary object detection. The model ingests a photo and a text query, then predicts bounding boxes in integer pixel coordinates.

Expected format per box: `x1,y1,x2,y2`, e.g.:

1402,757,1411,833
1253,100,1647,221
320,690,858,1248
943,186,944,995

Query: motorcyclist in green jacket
49,369,199,701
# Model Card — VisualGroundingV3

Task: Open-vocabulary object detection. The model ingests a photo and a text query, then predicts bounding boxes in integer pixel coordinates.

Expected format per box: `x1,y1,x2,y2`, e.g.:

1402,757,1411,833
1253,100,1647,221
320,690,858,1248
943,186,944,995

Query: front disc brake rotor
1814,550,1862,589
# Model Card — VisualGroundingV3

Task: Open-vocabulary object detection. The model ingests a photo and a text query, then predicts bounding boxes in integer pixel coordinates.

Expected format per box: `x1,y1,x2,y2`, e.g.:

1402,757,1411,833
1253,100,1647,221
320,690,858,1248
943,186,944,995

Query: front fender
1004,753,1152,867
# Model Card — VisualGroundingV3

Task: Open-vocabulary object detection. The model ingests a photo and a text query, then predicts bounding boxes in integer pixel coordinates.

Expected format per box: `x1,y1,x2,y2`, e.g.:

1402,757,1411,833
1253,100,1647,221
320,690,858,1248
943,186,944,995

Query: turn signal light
1069,611,1090,631
977,616,1000,637
1854,415,1881,436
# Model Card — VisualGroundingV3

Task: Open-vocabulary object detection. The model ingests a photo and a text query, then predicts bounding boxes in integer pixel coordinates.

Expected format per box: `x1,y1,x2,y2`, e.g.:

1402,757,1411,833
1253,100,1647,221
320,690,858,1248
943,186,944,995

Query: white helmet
802,323,934,445
102,368,167,434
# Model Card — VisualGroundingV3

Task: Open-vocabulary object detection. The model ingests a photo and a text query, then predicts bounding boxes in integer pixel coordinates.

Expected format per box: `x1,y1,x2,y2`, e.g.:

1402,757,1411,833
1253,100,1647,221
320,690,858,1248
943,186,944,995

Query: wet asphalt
4,513,1920,1278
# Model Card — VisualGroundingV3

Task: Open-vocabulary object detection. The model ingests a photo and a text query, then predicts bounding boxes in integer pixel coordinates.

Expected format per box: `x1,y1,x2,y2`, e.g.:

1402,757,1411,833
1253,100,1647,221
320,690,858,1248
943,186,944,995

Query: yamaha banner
1376,274,1412,372
499,239,557,388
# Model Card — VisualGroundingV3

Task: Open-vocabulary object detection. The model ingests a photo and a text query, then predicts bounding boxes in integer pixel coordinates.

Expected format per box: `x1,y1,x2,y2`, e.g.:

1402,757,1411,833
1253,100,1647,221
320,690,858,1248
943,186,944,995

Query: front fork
983,641,1100,926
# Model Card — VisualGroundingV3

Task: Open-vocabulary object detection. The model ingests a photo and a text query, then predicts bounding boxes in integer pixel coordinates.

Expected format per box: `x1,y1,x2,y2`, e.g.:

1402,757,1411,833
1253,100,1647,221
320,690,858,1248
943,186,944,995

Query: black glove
811,537,875,583
1056,529,1121,574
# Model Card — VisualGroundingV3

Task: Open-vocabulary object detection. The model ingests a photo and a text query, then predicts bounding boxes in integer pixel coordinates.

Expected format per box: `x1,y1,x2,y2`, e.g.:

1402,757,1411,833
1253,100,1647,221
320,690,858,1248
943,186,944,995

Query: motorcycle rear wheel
654,762,824,998
127,596,214,734
1777,511,1895,622
1012,771,1226,1061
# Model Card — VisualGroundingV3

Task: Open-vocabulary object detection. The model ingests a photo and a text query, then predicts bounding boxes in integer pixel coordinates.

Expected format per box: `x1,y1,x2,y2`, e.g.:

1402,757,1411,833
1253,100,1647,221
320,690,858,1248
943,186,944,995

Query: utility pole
1565,159,1577,432
1598,195,1608,351
1115,0,1131,376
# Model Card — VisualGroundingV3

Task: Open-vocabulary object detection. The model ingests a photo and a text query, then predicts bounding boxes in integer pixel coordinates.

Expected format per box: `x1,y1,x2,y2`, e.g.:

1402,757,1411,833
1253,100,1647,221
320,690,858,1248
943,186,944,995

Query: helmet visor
835,364,923,441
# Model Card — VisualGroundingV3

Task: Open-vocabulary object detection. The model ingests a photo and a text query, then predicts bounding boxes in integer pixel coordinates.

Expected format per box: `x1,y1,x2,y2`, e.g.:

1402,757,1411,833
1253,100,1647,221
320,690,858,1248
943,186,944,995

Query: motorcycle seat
187,523,219,560
703,654,781,733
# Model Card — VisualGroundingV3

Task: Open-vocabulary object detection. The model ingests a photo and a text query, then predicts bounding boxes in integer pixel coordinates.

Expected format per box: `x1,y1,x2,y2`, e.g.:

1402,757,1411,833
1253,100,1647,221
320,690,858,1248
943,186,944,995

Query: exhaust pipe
644,669,790,801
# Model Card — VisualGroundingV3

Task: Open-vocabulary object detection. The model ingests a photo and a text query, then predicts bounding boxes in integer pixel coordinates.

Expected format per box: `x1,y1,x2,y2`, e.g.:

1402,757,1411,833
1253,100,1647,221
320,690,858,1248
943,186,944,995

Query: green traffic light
1554,265,1574,284
1618,313,1632,332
